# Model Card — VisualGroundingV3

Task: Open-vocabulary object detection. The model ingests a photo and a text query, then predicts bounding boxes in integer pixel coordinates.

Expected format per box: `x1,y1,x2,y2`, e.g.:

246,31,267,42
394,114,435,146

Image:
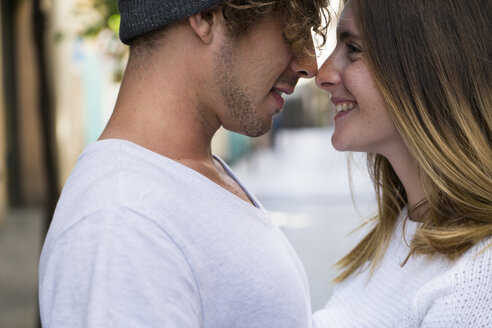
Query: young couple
39,0,491,327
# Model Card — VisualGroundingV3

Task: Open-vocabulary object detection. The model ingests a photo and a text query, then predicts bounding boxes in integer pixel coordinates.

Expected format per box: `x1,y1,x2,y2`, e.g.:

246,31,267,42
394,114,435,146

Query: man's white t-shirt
39,139,312,328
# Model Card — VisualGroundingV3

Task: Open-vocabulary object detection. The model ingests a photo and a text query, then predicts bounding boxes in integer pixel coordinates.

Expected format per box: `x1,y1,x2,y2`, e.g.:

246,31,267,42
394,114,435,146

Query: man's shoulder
64,139,190,197
51,140,188,230
74,139,181,179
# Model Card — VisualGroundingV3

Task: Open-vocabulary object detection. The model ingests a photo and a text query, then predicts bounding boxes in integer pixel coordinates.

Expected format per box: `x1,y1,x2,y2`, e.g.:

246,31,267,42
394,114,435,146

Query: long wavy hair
336,0,492,282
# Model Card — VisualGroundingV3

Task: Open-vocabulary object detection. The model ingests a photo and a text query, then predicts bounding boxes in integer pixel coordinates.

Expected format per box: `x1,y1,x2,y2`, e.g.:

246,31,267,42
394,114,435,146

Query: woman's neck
386,150,427,222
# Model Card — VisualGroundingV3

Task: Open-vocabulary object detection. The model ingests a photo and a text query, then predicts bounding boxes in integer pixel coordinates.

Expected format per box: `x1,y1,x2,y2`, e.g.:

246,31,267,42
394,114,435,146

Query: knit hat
118,0,225,45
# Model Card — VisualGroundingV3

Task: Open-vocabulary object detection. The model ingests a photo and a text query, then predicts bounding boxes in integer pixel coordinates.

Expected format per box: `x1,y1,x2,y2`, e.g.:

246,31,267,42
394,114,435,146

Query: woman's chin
331,135,350,152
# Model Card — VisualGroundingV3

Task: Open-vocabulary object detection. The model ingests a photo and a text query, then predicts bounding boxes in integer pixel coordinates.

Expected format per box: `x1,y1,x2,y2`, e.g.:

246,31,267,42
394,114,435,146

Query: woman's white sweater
313,210,492,328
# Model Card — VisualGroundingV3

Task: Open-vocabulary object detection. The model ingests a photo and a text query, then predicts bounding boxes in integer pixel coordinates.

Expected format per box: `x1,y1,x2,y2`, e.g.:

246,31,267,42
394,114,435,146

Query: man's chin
225,122,272,138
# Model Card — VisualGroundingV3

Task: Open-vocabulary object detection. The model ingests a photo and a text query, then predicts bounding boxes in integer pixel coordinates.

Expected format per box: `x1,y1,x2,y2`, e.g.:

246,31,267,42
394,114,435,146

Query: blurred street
0,127,376,326
0,208,42,328
232,127,376,311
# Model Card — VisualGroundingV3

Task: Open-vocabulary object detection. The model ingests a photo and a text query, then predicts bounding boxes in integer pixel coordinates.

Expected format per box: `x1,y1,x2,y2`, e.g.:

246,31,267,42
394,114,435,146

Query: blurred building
1,0,48,214
0,2,6,218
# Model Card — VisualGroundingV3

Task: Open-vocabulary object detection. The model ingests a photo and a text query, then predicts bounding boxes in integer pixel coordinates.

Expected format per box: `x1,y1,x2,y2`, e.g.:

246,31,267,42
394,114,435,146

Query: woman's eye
346,43,362,55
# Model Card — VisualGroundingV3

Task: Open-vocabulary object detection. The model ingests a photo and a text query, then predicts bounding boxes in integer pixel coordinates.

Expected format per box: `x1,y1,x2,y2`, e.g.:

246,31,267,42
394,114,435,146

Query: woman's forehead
336,5,358,38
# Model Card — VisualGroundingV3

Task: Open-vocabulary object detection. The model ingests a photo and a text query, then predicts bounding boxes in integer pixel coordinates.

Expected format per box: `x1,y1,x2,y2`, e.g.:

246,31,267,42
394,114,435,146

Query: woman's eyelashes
345,42,362,59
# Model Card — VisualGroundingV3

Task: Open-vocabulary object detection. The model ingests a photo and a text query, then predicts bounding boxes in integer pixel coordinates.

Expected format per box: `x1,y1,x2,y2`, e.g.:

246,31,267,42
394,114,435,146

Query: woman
313,0,492,327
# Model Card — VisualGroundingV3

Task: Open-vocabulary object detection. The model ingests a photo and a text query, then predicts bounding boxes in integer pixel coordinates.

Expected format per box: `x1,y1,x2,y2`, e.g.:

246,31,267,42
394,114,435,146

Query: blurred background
0,0,376,326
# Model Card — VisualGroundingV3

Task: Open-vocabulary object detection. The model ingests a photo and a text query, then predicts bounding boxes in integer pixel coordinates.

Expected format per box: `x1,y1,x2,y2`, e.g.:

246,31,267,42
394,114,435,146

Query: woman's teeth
335,103,356,112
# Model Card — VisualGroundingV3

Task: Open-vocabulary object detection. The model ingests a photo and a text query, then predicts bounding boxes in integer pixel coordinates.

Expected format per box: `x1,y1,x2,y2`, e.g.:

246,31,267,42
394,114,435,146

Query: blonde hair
336,0,492,282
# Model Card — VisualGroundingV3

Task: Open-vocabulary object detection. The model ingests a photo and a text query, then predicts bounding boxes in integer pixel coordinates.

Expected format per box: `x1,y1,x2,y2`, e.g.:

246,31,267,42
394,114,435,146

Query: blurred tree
1,0,22,207
79,0,120,37
76,0,126,81
32,0,58,232
31,0,57,326
30,0,123,233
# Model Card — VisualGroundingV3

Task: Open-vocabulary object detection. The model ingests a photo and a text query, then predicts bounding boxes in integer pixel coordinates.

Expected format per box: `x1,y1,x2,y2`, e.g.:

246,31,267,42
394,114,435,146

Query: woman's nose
315,53,341,91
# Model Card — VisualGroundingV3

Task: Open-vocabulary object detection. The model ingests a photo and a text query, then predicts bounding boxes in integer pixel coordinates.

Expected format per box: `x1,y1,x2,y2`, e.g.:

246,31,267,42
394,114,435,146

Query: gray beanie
118,0,225,45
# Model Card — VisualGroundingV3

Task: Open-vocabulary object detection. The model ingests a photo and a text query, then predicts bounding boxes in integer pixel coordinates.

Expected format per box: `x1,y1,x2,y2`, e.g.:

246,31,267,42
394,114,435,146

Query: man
39,1,328,327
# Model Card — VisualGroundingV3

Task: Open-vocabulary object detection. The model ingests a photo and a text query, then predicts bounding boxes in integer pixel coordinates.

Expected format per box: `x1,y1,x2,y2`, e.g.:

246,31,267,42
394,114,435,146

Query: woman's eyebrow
338,30,360,42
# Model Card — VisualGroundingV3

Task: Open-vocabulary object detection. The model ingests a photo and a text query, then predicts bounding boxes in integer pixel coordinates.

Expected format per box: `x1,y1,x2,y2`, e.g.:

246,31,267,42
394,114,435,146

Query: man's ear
188,9,219,44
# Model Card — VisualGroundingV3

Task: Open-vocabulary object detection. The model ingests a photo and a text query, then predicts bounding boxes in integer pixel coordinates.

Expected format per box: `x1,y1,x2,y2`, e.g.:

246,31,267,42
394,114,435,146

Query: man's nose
290,39,318,79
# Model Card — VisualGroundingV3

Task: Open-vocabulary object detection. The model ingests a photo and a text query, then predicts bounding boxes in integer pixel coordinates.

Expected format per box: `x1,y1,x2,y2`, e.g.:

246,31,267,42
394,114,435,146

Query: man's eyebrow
338,30,360,42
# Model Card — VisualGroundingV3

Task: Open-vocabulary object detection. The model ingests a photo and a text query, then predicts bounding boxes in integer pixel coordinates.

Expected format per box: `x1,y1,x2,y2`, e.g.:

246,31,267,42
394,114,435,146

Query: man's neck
99,25,256,207
100,56,219,164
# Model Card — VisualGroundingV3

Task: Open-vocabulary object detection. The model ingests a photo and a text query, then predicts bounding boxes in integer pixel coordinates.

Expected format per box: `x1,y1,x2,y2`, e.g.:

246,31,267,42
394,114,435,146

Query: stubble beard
214,42,271,137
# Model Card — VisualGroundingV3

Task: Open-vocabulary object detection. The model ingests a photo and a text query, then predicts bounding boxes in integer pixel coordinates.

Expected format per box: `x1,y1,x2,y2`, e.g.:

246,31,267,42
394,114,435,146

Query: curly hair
130,0,329,59
221,0,329,56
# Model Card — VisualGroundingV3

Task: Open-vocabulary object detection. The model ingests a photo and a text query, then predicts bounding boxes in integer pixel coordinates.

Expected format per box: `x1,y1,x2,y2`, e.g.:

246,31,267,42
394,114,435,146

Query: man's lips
272,86,295,95
271,88,286,109
273,75,298,95
270,86,295,109
270,76,297,111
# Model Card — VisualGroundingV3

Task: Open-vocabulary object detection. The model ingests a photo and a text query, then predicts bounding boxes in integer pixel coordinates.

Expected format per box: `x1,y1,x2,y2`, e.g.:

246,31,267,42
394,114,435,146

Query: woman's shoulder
447,236,492,278
427,236,492,288
409,236,492,327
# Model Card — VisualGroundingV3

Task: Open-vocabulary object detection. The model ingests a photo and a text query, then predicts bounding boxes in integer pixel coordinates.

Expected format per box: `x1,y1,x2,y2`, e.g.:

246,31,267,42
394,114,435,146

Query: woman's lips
331,99,357,120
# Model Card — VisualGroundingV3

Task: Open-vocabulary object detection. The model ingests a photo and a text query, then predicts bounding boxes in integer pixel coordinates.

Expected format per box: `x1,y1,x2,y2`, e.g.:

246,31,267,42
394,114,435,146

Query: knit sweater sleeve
414,240,492,328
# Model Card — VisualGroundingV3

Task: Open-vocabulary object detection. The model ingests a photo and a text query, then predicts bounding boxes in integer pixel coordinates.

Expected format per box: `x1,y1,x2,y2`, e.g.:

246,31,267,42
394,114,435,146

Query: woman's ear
188,9,219,44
